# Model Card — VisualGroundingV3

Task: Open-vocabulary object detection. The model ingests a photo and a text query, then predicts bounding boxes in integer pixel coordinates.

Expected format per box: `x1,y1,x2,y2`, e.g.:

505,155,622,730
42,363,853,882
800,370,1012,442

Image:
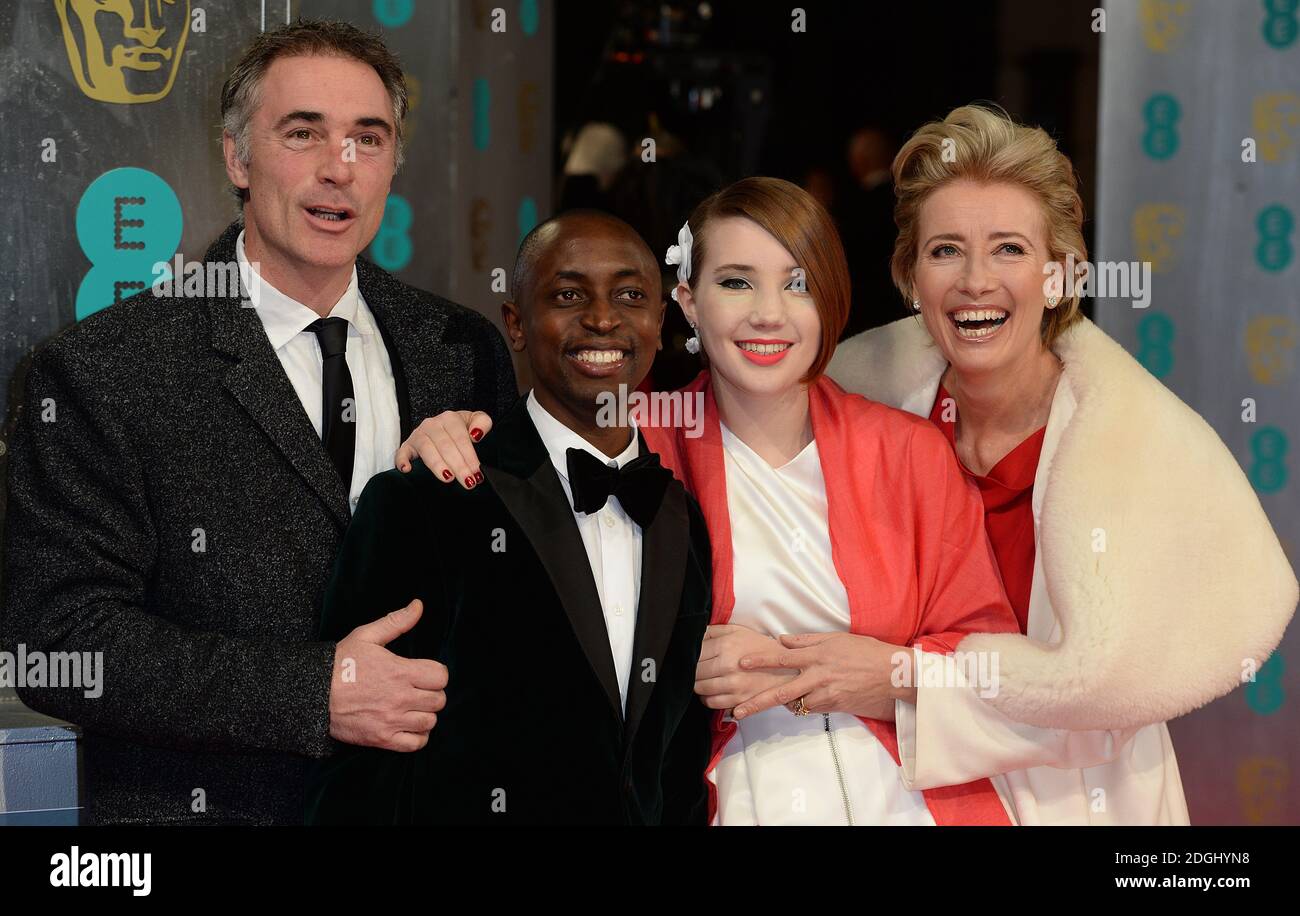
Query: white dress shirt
525,389,642,712
712,423,935,826
236,230,401,511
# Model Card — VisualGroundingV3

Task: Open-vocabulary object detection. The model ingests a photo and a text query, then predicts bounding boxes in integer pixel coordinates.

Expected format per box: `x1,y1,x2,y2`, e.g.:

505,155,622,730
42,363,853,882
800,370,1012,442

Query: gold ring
793,696,809,716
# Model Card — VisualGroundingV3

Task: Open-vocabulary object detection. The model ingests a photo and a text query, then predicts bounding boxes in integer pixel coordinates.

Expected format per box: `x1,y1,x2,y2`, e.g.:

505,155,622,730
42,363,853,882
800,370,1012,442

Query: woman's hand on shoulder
395,410,491,489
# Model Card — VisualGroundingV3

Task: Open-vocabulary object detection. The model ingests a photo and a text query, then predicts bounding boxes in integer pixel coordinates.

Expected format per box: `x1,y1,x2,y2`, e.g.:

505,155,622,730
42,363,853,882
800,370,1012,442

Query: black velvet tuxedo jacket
305,397,713,825
1,220,517,824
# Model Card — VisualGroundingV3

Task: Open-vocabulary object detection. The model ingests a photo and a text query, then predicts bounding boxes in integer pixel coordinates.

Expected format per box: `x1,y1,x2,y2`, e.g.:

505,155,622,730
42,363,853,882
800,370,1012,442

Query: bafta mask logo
1252,92,1300,163
55,0,190,104
1236,757,1287,825
1245,316,1297,386
1139,0,1190,53
1132,203,1186,274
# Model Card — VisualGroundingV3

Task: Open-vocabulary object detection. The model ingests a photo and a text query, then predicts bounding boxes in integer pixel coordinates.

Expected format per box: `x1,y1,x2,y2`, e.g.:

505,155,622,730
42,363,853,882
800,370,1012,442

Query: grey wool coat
1,220,518,824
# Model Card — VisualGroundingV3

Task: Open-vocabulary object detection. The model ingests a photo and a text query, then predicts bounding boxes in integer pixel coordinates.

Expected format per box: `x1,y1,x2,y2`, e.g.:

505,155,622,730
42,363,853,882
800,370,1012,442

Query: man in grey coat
1,20,515,824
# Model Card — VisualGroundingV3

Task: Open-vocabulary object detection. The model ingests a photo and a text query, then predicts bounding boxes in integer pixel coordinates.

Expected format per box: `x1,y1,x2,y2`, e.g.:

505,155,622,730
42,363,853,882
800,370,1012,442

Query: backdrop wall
1095,0,1298,824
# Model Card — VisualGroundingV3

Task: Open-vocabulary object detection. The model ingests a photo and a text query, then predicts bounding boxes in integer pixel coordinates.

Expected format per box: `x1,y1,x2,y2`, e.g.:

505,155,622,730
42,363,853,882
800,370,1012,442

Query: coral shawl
642,371,1018,825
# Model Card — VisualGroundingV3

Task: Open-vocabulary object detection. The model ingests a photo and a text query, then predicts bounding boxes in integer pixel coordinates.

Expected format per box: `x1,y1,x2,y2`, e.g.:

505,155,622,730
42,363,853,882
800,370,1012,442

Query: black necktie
307,317,355,490
565,446,672,529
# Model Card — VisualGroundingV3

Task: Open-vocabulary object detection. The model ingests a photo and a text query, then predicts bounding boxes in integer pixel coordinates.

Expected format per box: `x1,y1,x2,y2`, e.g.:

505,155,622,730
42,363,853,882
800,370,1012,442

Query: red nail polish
441,469,453,481
473,470,484,484
470,428,483,442
464,476,475,488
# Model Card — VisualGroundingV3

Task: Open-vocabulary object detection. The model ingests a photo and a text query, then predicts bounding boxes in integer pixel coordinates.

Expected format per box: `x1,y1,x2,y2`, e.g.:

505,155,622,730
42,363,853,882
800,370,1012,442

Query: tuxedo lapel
202,224,351,530
481,400,624,721
624,445,689,743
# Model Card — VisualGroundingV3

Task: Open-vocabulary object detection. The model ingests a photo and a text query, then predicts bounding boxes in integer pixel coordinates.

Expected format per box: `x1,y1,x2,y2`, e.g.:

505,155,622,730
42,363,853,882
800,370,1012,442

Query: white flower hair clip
664,221,693,302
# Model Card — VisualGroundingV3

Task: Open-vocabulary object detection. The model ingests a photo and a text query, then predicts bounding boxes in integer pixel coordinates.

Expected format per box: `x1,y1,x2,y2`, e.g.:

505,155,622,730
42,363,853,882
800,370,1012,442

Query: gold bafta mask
1245,316,1298,386
55,0,190,104
1237,757,1287,824
1132,204,1185,274
1140,0,1190,53
1252,92,1300,163
403,73,422,145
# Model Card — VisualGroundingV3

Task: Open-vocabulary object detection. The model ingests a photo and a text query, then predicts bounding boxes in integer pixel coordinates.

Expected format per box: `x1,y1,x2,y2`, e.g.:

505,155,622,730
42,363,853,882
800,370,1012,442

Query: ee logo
373,0,414,28
1136,312,1175,378
370,193,413,272
1255,205,1294,272
1245,653,1286,714
1141,93,1181,160
75,167,182,321
1263,0,1299,48
1249,426,1290,494
520,0,540,35
517,196,538,247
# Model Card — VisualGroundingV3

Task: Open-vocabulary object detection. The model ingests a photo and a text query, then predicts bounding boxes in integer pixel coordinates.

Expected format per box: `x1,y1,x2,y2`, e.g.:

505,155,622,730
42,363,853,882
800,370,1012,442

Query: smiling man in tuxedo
306,211,713,824
1,20,515,824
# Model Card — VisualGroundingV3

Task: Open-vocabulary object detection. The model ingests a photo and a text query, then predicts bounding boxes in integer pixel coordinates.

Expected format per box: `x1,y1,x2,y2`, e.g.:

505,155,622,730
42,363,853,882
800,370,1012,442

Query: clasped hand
696,624,909,722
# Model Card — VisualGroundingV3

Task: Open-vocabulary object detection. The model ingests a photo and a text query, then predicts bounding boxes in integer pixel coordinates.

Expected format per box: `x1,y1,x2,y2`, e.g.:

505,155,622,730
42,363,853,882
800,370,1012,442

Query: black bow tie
565,446,672,528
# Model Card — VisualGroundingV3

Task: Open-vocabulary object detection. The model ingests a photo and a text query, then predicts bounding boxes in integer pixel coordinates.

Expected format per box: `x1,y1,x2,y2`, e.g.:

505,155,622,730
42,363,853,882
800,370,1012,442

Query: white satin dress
710,423,936,826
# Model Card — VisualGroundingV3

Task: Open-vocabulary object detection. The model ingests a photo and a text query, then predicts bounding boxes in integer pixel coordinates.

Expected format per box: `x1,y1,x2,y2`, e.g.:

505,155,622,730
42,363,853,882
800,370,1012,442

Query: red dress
929,385,1045,635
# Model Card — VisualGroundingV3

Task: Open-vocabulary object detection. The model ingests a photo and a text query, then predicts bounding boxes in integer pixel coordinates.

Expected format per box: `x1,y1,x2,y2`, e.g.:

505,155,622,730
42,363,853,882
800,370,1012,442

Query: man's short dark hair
511,209,651,303
219,18,408,204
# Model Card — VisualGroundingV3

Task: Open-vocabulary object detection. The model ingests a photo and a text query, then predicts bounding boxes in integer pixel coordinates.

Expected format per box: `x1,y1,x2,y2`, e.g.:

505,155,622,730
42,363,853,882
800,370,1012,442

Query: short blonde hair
891,104,1086,346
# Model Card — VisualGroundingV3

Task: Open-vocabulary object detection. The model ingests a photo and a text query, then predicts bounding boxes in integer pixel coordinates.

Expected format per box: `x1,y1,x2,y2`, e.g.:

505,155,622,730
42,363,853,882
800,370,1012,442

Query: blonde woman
804,104,1295,824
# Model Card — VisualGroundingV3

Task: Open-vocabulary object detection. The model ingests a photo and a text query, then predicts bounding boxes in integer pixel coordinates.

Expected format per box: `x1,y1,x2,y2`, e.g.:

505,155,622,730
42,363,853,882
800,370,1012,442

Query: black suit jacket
0,220,517,824
305,397,713,825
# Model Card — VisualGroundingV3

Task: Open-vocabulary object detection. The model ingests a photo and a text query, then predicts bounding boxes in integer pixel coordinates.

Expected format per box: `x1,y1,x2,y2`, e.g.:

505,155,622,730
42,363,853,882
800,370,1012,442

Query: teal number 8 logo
1141,93,1181,160
1245,653,1286,714
373,0,414,28
1263,0,1299,48
1136,312,1175,378
370,193,413,272
1249,426,1290,493
75,167,183,321
1255,205,1294,271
